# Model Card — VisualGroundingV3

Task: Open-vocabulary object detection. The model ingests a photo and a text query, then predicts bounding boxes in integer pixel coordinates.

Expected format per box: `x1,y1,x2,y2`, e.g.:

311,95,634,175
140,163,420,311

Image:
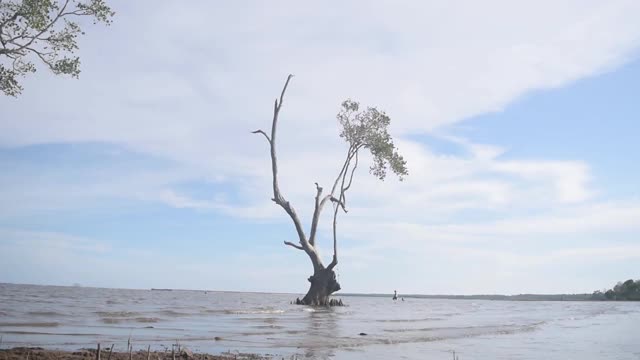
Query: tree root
292,297,345,307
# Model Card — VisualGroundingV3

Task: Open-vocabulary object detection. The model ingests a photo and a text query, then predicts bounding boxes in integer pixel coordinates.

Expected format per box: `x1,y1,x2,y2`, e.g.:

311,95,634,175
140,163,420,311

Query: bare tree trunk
254,75,346,306
301,266,341,305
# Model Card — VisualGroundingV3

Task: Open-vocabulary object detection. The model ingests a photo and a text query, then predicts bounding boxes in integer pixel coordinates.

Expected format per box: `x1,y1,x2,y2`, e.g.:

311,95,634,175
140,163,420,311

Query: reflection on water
0,283,639,359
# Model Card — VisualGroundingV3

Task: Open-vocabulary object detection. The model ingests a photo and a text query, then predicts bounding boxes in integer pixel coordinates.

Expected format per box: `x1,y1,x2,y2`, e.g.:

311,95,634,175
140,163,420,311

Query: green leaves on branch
0,0,114,96
337,99,408,181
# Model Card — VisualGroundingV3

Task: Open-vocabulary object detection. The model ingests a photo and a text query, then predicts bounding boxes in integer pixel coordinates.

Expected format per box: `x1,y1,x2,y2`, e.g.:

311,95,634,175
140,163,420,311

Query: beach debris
180,348,193,359
108,345,114,360
96,343,101,360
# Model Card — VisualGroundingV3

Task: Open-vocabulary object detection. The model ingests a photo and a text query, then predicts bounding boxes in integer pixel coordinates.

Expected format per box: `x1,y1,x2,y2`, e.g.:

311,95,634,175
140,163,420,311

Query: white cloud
1,1,640,293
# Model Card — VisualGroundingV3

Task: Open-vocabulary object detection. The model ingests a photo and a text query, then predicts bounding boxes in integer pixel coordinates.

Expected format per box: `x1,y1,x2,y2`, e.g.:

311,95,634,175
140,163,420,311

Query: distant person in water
401,297,405,301
393,290,398,300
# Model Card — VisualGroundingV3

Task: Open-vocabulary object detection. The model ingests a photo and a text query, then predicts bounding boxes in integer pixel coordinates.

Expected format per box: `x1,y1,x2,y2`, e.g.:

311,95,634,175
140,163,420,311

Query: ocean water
0,283,638,359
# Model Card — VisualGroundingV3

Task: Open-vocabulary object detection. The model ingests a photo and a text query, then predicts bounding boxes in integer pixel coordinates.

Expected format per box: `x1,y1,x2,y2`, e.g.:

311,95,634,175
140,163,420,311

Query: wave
158,310,192,317
223,309,286,315
0,322,59,327
0,330,100,336
252,325,285,329
99,317,160,324
135,317,160,323
376,317,444,323
200,307,284,315
95,311,142,318
27,311,65,317
381,322,545,341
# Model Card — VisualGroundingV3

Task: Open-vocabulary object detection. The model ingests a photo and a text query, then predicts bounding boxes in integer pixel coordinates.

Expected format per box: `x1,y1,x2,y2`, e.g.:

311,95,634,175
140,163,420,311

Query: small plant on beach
0,0,115,96
253,75,407,306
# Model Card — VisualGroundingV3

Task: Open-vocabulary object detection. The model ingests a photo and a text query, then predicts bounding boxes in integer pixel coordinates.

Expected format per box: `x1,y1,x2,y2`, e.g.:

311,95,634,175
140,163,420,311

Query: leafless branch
284,241,304,251
343,149,359,194
330,196,347,213
251,129,271,143
327,200,340,271
257,74,323,269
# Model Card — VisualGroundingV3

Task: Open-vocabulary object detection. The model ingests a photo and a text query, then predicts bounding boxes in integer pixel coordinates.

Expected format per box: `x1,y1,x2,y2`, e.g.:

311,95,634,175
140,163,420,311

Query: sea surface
0,283,638,359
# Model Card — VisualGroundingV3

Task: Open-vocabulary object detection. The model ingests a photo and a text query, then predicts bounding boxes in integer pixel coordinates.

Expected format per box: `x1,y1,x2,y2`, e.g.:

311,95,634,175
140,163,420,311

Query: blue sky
1,1,640,295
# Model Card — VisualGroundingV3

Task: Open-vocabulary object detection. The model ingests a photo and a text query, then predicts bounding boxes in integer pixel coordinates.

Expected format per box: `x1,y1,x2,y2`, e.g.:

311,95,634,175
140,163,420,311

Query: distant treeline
591,279,640,301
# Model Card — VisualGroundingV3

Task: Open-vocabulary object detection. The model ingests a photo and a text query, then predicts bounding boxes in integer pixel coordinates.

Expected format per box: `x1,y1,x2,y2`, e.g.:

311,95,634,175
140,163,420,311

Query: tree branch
284,241,304,251
330,196,347,213
313,144,356,221
330,145,355,196
269,74,293,204
343,148,359,194
26,47,54,71
259,74,320,267
338,150,359,210
308,182,323,246
251,129,271,143
11,0,71,54
327,201,339,271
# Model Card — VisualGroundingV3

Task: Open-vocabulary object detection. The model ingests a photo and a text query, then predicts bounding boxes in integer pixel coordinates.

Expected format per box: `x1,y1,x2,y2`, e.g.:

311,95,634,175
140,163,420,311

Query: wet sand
0,347,270,360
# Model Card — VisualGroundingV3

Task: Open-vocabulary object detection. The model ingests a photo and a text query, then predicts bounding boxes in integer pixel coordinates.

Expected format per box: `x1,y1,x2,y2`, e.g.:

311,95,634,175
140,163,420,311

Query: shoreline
0,347,273,360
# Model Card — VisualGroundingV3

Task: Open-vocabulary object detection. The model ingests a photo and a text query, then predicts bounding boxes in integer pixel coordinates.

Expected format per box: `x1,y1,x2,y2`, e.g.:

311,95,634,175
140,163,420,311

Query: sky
1,0,639,295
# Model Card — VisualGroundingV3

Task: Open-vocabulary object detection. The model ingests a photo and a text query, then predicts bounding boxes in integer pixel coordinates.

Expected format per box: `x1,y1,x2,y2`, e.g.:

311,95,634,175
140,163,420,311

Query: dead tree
253,75,407,306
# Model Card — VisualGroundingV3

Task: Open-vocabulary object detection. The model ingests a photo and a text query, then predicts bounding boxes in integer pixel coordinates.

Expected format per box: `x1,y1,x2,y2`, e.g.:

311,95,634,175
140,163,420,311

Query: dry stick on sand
108,345,114,360
146,345,151,360
96,343,101,360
